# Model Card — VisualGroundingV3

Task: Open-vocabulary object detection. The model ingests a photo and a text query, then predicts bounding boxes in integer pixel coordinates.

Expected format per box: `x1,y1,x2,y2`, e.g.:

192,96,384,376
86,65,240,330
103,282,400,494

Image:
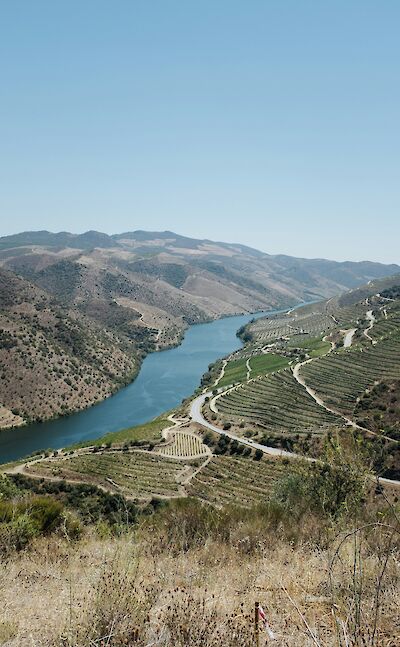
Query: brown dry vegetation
0,436,399,647
0,269,139,425
0,501,399,647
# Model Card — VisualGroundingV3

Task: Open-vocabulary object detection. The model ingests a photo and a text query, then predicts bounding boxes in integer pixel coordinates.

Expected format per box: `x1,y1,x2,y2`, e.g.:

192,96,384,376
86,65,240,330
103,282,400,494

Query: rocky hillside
0,269,146,426
0,229,398,428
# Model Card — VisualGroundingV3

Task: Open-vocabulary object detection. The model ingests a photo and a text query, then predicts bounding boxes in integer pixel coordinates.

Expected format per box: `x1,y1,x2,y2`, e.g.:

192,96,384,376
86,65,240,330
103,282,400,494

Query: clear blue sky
0,1,399,263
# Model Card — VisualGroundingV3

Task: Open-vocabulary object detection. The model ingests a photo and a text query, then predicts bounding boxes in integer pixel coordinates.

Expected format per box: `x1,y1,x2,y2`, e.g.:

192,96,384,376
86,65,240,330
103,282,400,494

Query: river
0,309,289,463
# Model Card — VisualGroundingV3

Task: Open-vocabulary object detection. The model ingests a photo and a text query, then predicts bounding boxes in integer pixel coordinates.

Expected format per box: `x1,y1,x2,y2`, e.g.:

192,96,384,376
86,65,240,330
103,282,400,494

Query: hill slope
0,229,399,428
199,275,400,477
0,269,144,426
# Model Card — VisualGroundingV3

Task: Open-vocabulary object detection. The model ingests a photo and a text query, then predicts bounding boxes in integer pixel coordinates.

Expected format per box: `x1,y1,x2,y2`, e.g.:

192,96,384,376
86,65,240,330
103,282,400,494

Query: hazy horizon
1,1,399,264
2,226,400,267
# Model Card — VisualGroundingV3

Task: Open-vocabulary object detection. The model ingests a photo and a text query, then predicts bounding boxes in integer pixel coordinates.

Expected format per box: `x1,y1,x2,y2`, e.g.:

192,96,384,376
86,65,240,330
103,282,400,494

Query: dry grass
0,517,398,647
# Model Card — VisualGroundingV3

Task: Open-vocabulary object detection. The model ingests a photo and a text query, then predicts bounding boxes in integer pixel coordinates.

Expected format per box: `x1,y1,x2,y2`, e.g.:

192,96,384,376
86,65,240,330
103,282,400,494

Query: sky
0,1,399,263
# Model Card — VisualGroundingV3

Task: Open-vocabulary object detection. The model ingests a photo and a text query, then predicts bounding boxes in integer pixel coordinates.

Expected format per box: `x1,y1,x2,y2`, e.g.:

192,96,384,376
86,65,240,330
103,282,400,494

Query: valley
4,274,400,494
1,229,399,429
1,244,399,647
0,310,269,462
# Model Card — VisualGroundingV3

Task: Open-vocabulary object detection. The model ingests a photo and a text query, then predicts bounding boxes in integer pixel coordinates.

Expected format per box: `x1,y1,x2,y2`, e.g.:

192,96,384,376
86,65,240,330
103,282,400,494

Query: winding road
364,310,377,344
292,358,361,429
245,358,252,381
213,359,228,388
190,392,300,459
188,392,400,487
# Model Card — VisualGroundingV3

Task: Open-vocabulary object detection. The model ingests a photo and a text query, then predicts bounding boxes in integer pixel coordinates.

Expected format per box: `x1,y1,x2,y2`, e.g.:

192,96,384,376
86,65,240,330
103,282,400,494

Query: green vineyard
218,353,290,387
27,451,184,499
218,358,248,387
188,454,287,506
215,369,341,432
301,335,400,415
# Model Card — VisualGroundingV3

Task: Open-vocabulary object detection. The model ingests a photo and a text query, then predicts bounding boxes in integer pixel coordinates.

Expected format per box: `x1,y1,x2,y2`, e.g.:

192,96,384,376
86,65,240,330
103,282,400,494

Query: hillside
0,229,399,428
1,230,399,308
0,269,144,426
4,276,400,491
198,275,400,478
1,277,399,645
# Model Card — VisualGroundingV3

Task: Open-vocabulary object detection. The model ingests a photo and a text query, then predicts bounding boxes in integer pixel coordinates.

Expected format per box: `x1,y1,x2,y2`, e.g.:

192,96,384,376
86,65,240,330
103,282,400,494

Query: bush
29,496,64,534
8,475,139,529
203,432,214,446
0,514,38,553
272,437,369,519
0,495,67,555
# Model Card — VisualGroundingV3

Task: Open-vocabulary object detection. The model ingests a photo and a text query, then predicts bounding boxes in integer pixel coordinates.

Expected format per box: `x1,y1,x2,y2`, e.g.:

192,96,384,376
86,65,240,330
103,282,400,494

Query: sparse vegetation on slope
1,232,398,426
0,436,398,647
26,451,185,499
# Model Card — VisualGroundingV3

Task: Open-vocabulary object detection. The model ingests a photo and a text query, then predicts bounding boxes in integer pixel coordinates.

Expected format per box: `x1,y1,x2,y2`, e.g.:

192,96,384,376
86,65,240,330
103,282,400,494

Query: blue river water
0,309,285,463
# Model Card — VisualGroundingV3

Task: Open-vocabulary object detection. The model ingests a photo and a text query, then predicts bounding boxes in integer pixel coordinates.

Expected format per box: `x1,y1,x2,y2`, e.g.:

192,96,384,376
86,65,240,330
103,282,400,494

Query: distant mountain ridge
0,228,398,280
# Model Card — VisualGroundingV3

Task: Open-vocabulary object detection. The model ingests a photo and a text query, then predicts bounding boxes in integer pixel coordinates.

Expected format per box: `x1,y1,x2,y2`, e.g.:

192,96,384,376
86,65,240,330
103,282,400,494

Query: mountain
0,268,146,427
0,229,399,427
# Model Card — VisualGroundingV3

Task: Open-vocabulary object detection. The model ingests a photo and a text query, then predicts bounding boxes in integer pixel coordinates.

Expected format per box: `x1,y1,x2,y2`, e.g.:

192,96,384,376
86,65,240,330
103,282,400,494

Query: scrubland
0,440,399,647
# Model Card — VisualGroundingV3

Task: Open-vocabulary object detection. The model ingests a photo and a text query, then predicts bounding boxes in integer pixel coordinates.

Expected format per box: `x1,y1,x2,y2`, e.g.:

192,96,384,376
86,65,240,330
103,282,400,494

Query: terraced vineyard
159,430,209,458
369,305,400,343
27,451,183,498
188,454,287,506
248,311,336,344
325,299,368,327
218,353,290,387
246,281,399,348
301,334,400,416
215,369,341,432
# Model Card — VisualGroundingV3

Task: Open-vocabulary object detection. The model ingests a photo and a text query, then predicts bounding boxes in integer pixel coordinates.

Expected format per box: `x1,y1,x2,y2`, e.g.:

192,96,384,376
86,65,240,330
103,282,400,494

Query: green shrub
29,496,64,533
0,500,14,522
272,437,369,519
0,513,38,554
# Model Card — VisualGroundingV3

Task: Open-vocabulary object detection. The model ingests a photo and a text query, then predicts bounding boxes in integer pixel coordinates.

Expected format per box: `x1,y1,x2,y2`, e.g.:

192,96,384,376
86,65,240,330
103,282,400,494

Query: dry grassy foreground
0,511,399,647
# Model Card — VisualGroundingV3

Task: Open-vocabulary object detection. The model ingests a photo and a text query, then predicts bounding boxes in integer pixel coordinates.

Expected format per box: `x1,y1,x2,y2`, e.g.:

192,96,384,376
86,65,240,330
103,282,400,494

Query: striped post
255,601,260,647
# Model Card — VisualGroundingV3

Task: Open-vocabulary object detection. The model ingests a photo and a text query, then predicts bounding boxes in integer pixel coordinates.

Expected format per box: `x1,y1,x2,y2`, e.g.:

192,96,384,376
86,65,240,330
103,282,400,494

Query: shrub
0,513,38,553
272,436,370,519
29,496,64,533
203,432,214,446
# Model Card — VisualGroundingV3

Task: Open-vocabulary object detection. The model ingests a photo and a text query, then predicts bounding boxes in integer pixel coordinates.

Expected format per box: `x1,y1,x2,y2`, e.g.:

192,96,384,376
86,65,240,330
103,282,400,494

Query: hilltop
0,229,399,428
